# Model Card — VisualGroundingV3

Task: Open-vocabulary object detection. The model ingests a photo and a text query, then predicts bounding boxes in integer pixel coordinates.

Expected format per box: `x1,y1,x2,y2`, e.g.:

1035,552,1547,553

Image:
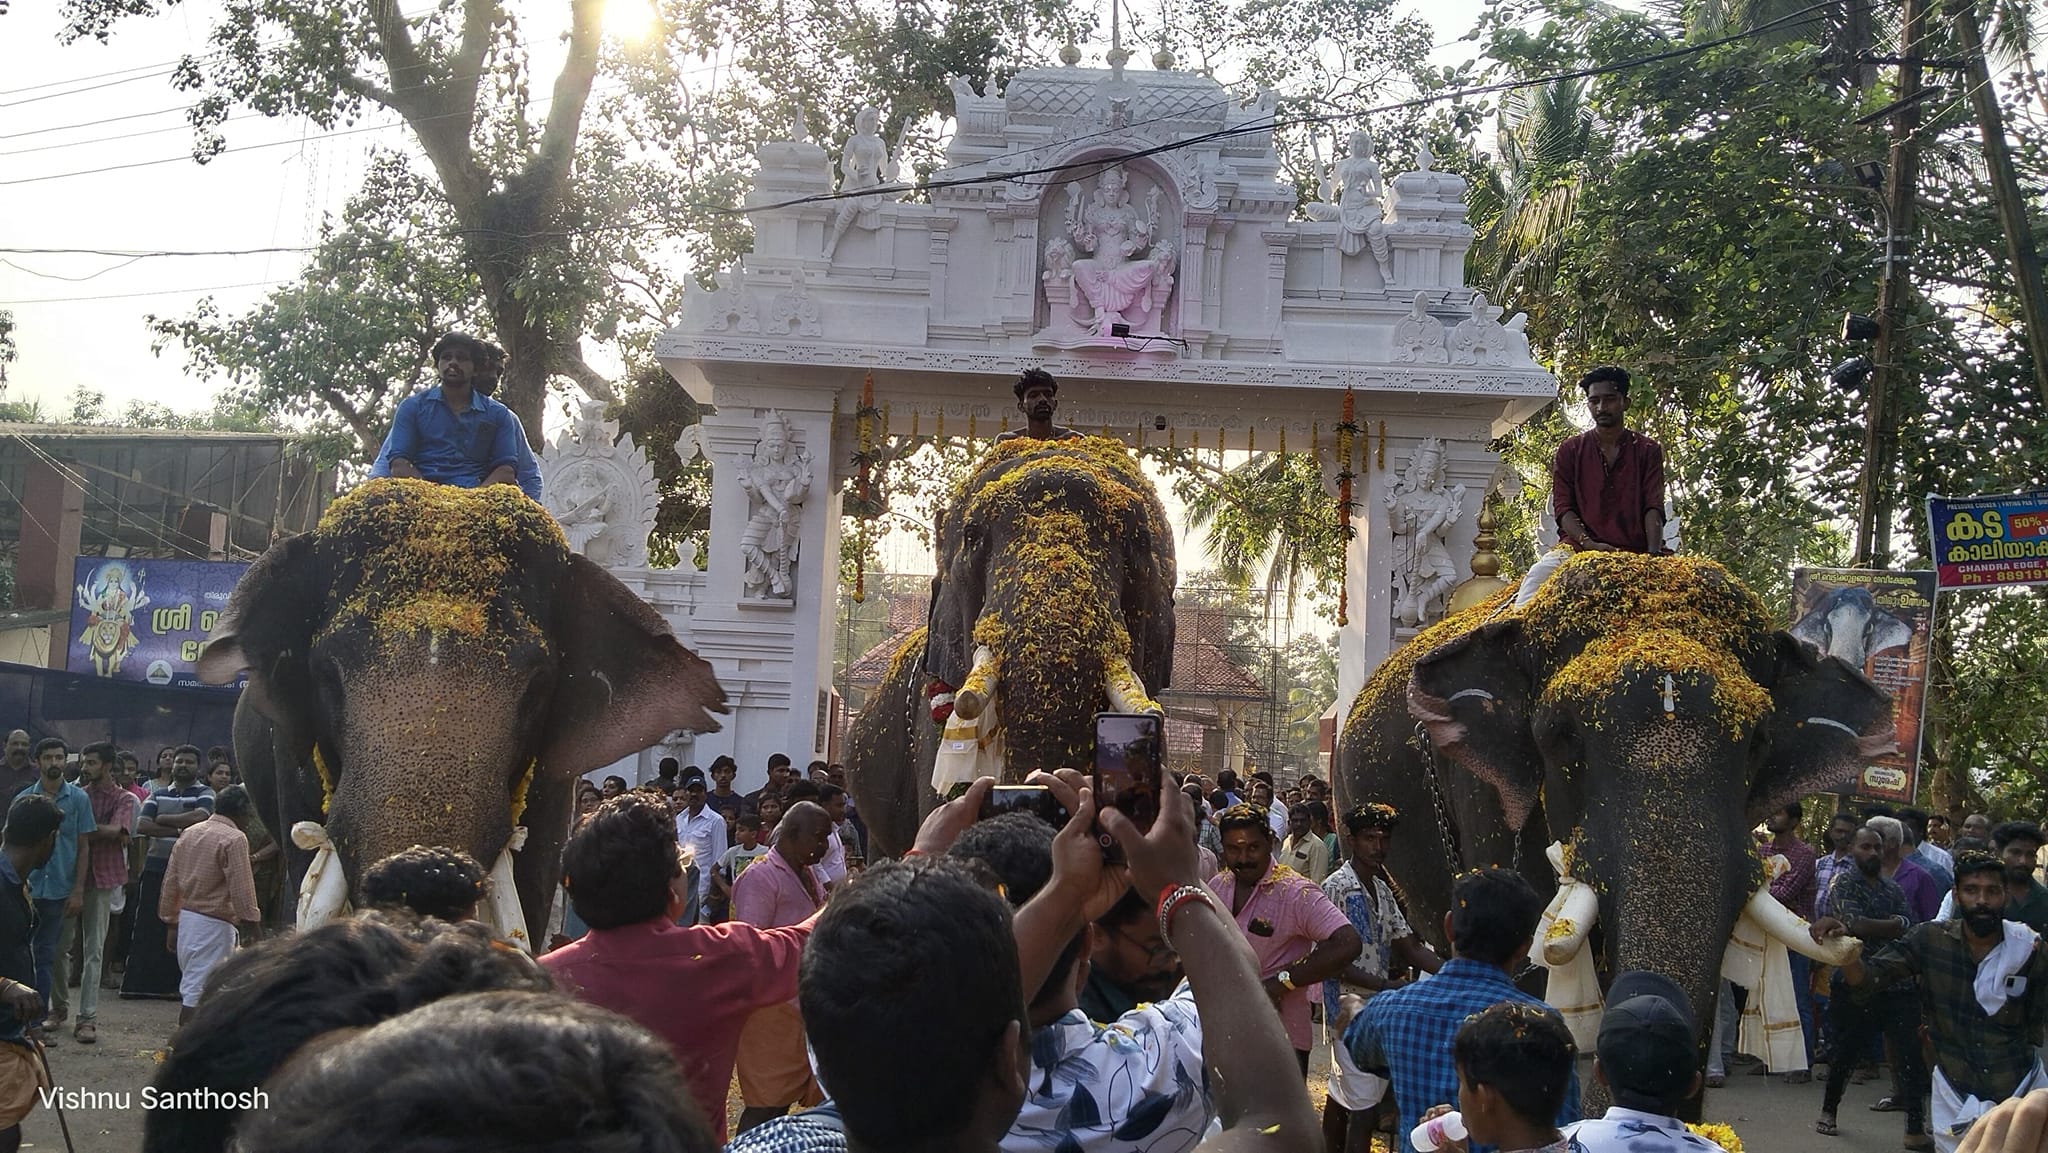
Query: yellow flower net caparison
1346,552,1775,742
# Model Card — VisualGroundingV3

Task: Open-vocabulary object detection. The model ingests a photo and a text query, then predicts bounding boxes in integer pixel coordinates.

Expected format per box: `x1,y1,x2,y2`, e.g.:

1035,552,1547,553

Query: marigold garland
1334,389,1358,627
1686,1123,1742,1152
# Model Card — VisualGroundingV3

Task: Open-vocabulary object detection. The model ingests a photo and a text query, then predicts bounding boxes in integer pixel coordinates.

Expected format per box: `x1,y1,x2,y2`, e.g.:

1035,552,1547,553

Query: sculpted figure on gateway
1061,166,1177,337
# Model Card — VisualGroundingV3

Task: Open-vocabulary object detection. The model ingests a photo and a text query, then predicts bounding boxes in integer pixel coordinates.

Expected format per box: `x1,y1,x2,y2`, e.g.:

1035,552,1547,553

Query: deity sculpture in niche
822,106,904,262
737,410,814,600
1386,437,1467,628
1305,130,1394,283
1060,166,1178,337
539,398,660,569
1392,291,1448,364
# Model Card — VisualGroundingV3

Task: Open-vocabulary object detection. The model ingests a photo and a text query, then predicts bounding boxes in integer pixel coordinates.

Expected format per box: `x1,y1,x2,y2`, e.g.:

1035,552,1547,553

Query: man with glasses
1080,888,1182,1023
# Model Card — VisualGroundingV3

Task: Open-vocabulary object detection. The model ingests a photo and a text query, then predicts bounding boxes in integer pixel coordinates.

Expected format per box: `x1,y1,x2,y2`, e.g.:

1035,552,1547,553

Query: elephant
196,478,727,948
847,437,1176,858
1790,584,1914,671
1338,551,1894,1113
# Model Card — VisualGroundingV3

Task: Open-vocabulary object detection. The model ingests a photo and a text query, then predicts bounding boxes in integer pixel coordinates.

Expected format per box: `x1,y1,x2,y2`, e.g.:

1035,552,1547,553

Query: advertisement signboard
66,558,249,689
1789,567,1935,806
1926,491,2048,590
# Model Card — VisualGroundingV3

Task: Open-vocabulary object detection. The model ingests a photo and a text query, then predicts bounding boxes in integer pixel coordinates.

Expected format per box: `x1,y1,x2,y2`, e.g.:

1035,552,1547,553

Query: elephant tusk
1743,882,1859,967
1541,878,1599,967
481,827,531,954
953,646,998,722
1532,841,1602,1052
291,821,352,932
1104,656,1163,715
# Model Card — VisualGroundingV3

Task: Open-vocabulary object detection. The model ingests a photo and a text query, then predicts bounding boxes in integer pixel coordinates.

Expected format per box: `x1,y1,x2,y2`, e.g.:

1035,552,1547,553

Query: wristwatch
1276,970,1296,992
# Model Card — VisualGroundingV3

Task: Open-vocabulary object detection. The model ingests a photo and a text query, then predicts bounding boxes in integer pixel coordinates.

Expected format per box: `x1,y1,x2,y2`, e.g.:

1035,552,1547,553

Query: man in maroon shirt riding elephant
1517,365,1670,605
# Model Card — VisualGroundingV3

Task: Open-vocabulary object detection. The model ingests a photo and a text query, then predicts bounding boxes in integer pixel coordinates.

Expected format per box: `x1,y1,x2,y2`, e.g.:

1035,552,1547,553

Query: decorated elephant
848,437,1176,857
1338,552,1893,1105
197,478,727,949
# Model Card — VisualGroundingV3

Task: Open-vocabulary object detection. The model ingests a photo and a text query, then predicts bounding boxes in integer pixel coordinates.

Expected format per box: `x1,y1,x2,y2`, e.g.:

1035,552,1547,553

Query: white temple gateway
544,57,1555,787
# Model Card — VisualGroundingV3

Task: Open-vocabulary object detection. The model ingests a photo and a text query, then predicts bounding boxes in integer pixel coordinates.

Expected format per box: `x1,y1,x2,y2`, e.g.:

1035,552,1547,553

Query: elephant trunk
323,665,538,910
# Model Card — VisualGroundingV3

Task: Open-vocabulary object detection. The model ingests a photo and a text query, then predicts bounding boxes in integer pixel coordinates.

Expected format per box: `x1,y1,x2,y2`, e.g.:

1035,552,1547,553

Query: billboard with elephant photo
1789,568,1935,805
66,557,249,689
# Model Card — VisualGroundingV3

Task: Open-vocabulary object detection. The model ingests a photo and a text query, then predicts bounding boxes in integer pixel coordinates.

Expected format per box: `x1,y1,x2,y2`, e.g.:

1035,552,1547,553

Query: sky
0,0,1493,419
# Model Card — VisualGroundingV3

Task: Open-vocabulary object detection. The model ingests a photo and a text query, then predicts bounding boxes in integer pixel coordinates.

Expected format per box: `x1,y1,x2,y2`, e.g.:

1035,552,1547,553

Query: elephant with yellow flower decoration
195,478,728,950
1338,552,1893,1116
847,437,1176,857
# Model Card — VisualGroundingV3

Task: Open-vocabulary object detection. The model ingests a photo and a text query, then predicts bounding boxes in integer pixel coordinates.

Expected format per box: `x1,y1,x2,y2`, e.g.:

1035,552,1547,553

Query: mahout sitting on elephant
1338,552,1893,1113
847,437,1175,857
197,477,728,950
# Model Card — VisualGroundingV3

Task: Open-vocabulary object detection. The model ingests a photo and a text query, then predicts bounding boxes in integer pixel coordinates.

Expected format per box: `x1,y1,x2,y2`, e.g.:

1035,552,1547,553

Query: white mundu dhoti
173,909,238,1008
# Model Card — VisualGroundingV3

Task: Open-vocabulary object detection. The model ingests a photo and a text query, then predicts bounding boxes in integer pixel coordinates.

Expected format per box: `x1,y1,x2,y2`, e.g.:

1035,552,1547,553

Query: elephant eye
963,523,985,549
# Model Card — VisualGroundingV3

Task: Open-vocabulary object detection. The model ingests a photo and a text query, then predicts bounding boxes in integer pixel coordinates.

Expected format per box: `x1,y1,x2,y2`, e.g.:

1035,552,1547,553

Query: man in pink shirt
1210,802,1362,1072
542,794,815,1142
730,800,834,1133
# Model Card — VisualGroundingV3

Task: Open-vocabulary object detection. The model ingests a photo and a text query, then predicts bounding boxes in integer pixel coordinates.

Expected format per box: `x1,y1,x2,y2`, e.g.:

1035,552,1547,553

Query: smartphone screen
979,785,1068,827
1093,712,1163,855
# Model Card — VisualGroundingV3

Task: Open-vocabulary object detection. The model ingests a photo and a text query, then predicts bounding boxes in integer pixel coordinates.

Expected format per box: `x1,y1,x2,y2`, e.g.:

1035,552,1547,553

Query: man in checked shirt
1816,848,2048,1152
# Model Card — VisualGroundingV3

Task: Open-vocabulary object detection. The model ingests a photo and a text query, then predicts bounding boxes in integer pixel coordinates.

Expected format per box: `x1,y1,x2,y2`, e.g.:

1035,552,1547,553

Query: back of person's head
948,814,1054,904
361,846,489,921
1577,365,1630,395
231,991,714,1153
801,858,1025,1148
1450,868,1542,967
1898,807,1929,845
3,793,61,847
145,912,552,1153
657,757,680,779
562,794,680,930
1995,820,2045,852
1454,1002,1577,1126
949,815,1077,1006
1594,970,1697,1114
214,784,252,821
783,779,822,805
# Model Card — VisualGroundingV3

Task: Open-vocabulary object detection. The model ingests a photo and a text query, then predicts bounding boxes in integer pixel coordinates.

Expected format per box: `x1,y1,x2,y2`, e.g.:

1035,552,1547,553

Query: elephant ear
198,534,320,730
542,553,729,777
1122,497,1177,693
1408,619,1544,832
1749,631,1896,824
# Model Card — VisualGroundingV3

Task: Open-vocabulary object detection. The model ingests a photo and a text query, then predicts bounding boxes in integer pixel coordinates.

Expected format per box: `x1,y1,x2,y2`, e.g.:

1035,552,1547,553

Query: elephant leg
511,771,575,950
849,638,927,860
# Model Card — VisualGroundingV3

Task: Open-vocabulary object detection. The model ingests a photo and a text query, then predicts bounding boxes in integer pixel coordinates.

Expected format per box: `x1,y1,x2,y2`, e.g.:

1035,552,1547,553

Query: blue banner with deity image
66,557,249,688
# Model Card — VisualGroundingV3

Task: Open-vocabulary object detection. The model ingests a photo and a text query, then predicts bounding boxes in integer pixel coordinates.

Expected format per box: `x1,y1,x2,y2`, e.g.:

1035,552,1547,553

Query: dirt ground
14,991,1905,1152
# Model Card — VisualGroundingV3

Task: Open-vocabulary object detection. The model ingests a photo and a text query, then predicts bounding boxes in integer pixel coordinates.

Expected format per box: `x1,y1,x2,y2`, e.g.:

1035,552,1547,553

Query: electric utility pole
1952,0,2048,406
1855,0,1929,569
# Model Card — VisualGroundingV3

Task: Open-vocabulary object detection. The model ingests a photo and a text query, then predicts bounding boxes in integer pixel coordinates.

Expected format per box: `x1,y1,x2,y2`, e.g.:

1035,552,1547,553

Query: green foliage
1935,589,2048,816
1162,449,1344,615
149,153,485,460
609,361,708,567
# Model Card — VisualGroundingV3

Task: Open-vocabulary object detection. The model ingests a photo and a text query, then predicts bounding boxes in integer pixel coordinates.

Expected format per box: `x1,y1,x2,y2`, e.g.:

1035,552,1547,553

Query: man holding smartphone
1211,804,1363,1073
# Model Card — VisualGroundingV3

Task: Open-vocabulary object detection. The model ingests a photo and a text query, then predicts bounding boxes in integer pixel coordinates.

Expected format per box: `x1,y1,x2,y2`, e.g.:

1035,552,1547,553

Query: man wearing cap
672,768,727,923
1819,850,2048,1152
1562,971,1723,1151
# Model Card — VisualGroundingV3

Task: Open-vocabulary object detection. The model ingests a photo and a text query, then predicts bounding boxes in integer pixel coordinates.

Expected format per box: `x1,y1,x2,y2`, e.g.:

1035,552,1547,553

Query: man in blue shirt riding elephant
370,332,542,501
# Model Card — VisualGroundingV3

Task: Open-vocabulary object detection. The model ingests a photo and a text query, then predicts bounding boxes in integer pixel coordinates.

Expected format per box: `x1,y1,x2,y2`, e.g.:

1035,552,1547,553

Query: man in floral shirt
1322,803,1442,1151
